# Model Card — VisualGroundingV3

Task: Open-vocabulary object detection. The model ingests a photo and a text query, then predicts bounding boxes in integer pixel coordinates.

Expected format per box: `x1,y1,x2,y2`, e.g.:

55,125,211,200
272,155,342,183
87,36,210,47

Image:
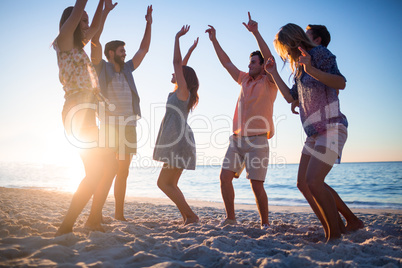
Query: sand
0,187,401,267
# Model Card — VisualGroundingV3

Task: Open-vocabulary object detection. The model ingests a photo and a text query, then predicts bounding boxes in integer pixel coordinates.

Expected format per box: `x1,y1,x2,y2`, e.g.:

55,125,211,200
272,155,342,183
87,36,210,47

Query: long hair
59,6,85,49
182,66,199,112
274,23,316,78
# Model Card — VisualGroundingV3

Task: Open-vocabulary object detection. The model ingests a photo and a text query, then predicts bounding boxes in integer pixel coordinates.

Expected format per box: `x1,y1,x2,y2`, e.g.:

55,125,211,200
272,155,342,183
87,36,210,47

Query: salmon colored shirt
233,72,278,139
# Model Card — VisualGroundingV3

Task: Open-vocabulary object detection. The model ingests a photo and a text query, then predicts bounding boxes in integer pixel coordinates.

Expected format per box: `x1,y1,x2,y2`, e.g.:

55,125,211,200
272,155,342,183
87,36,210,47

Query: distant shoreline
0,162,400,210
1,186,401,213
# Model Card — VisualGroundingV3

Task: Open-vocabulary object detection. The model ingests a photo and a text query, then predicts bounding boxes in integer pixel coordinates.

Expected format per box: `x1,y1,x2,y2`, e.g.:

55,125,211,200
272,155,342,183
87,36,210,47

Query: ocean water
0,161,401,210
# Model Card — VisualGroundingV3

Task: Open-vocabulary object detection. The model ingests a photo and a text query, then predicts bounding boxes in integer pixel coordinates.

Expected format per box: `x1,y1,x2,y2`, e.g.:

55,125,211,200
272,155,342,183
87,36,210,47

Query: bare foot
261,224,270,230
184,216,199,225
326,231,342,243
326,235,342,244
115,215,127,221
346,219,364,232
55,225,73,237
220,218,237,226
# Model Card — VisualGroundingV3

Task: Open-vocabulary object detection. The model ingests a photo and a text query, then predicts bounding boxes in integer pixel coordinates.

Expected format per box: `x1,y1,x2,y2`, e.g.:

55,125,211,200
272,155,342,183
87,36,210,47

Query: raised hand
205,25,216,41
189,37,199,51
145,5,153,24
182,37,199,66
264,56,276,74
242,12,258,33
298,46,312,72
177,25,190,39
105,0,118,11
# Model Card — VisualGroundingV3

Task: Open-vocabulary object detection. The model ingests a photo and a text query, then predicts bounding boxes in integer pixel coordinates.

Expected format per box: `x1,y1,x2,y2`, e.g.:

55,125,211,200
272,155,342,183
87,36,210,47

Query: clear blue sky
0,0,401,166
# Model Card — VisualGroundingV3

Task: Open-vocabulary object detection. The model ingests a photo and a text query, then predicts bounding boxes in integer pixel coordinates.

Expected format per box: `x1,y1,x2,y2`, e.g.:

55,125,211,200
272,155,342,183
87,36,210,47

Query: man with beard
90,4,152,222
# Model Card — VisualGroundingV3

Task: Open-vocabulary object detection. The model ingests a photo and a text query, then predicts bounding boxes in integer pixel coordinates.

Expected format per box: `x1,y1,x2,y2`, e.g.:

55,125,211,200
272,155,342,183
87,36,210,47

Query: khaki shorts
99,124,137,159
302,123,348,165
222,134,269,181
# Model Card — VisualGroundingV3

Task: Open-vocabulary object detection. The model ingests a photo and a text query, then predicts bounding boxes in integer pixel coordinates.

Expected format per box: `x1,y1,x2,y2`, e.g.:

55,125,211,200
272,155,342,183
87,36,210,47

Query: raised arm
264,57,294,103
57,0,89,51
243,12,275,83
83,0,105,45
205,25,240,82
182,37,199,66
243,12,273,61
91,0,117,65
173,25,190,101
298,47,346,89
132,5,153,69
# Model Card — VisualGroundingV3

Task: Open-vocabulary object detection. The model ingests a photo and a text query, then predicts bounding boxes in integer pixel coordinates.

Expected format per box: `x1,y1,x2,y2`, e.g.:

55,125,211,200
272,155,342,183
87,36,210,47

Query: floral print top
54,42,100,97
289,45,348,137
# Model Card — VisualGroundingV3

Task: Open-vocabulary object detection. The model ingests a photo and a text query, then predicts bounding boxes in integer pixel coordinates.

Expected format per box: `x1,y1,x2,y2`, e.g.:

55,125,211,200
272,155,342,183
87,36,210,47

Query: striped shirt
106,73,136,126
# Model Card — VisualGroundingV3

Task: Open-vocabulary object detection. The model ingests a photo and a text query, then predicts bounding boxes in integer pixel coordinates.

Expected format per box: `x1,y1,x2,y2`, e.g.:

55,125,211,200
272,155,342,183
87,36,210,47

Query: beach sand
0,187,401,267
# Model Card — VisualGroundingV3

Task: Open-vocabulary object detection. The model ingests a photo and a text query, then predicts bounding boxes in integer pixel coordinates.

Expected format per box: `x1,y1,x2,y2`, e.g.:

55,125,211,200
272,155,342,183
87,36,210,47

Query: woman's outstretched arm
57,0,89,51
83,0,106,45
182,37,198,66
173,25,190,101
265,57,295,103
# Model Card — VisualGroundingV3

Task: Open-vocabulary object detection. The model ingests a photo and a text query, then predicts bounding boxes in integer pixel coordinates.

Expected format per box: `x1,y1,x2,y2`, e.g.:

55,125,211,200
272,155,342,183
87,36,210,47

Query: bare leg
306,146,342,242
326,185,364,231
299,153,361,235
157,165,198,225
220,169,236,222
55,148,106,236
297,153,330,238
85,151,118,231
250,179,269,226
114,154,133,221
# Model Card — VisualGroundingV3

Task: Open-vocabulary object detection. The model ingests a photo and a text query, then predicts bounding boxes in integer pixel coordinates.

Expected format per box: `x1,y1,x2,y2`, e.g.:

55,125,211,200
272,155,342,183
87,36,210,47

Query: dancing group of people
54,0,363,242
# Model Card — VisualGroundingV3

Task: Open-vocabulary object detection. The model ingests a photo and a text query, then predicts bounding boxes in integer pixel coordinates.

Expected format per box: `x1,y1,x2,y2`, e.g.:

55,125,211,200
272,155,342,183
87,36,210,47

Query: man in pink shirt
206,13,278,229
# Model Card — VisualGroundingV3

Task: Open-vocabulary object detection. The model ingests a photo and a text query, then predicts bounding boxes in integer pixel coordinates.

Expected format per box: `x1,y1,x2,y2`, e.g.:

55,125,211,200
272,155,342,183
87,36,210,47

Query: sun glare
42,132,81,166
41,130,85,192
